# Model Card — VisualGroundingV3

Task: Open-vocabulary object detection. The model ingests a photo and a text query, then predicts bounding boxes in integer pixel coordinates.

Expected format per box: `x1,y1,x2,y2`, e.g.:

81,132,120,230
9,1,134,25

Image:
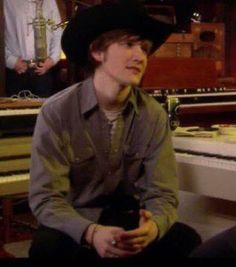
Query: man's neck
93,71,131,111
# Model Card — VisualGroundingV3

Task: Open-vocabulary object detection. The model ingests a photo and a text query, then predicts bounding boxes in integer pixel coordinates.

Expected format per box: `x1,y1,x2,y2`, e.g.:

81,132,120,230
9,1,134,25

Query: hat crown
61,1,174,66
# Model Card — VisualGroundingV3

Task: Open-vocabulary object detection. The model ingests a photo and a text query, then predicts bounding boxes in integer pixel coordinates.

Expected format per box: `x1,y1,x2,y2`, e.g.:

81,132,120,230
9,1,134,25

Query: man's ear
91,50,104,62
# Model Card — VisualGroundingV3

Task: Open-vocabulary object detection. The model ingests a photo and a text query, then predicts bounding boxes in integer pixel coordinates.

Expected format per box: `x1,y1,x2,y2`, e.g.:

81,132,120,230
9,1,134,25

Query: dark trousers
6,68,53,98
190,226,236,258
29,222,201,265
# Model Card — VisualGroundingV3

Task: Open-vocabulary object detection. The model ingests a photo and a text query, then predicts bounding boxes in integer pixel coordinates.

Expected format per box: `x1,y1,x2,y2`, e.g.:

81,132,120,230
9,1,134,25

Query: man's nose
132,45,146,61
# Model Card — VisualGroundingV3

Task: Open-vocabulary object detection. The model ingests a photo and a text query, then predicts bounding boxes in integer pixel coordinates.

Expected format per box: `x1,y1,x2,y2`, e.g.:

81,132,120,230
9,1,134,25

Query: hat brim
62,3,174,67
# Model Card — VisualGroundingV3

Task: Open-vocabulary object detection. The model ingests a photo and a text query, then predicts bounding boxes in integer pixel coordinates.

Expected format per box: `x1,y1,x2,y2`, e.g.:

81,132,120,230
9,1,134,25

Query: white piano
173,135,236,201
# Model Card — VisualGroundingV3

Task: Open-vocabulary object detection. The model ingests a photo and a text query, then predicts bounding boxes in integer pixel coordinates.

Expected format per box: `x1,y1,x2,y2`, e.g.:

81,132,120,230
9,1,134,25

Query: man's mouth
126,66,142,74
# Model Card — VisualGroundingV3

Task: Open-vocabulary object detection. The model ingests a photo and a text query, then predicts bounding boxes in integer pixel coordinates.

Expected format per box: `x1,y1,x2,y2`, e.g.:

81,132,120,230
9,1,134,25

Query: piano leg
2,198,13,243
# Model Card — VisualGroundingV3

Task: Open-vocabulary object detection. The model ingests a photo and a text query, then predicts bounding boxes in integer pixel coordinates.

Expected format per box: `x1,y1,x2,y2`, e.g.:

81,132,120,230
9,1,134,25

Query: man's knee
29,225,78,259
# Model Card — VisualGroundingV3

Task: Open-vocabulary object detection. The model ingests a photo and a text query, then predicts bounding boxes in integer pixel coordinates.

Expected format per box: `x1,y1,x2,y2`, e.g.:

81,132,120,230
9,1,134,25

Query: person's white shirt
4,0,62,69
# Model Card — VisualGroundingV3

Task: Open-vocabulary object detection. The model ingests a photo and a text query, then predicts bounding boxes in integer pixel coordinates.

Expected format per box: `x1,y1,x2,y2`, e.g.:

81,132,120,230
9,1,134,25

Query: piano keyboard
175,150,236,201
0,172,29,196
0,108,40,117
172,136,236,158
176,152,236,172
0,136,32,158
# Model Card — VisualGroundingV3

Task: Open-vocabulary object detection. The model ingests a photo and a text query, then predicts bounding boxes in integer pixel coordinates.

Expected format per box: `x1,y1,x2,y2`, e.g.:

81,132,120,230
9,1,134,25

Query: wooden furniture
142,57,219,88
141,56,236,128
154,33,193,58
191,22,225,76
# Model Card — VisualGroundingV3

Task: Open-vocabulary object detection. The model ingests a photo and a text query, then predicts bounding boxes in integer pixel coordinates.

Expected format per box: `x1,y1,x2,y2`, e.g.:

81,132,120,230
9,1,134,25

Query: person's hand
115,209,158,251
35,57,54,75
14,58,27,74
86,224,142,258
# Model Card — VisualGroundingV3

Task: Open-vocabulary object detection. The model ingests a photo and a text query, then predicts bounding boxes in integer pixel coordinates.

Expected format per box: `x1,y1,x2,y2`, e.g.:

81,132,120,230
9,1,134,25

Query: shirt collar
127,87,140,115
80,77,98,115
80,77,140,115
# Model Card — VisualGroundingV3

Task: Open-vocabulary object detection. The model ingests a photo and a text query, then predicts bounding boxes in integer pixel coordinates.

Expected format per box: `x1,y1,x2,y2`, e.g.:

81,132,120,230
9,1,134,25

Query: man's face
92,36,153,86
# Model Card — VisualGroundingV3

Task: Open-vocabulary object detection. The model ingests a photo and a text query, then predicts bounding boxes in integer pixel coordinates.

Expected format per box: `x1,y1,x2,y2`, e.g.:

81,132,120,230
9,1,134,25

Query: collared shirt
4,0,62,69
29,77,179,244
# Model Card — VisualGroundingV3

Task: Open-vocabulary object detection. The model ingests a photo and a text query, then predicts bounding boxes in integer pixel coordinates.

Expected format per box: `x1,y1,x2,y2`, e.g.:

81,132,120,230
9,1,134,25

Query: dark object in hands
99,195,140,230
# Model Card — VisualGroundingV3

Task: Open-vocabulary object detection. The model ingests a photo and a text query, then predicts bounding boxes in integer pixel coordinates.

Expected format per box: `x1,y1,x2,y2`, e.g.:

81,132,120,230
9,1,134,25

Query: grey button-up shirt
29,77,178,244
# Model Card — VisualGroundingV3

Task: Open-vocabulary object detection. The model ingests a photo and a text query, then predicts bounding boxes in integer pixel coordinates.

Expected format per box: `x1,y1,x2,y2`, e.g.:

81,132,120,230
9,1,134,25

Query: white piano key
0,108,40,117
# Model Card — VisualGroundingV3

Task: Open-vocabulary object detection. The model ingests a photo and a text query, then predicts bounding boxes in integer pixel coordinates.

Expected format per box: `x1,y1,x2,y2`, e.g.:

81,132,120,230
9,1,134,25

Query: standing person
4,0,62,97
28,1,201,264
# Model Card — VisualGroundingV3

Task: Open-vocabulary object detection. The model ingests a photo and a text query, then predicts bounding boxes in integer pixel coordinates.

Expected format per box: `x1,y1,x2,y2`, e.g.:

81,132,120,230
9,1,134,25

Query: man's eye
142,46,150,54
141,43,153,54
125,41,134,47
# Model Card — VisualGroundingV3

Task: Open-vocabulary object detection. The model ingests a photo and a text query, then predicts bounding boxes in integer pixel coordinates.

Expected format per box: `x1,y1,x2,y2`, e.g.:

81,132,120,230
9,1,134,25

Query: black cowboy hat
61,1,174,67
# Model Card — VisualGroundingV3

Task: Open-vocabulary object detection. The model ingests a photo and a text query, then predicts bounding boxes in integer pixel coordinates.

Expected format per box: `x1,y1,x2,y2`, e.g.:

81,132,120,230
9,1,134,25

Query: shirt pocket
123,144,145,182
70,146,96,189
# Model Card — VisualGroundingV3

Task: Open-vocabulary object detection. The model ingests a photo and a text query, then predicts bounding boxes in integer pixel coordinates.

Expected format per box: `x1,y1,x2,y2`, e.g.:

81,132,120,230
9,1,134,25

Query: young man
29,1,201,264
4,0,62,97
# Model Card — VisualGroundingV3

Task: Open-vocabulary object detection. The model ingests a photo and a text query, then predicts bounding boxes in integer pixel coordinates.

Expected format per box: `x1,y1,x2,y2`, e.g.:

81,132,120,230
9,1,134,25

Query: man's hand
85,209,158,259
35,57,54,76
14,58,27,74
114,209,159,251
85,224,142,258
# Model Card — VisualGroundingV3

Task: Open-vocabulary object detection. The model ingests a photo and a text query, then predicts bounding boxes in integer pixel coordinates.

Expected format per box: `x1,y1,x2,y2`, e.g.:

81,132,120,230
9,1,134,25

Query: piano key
0,108,40,117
